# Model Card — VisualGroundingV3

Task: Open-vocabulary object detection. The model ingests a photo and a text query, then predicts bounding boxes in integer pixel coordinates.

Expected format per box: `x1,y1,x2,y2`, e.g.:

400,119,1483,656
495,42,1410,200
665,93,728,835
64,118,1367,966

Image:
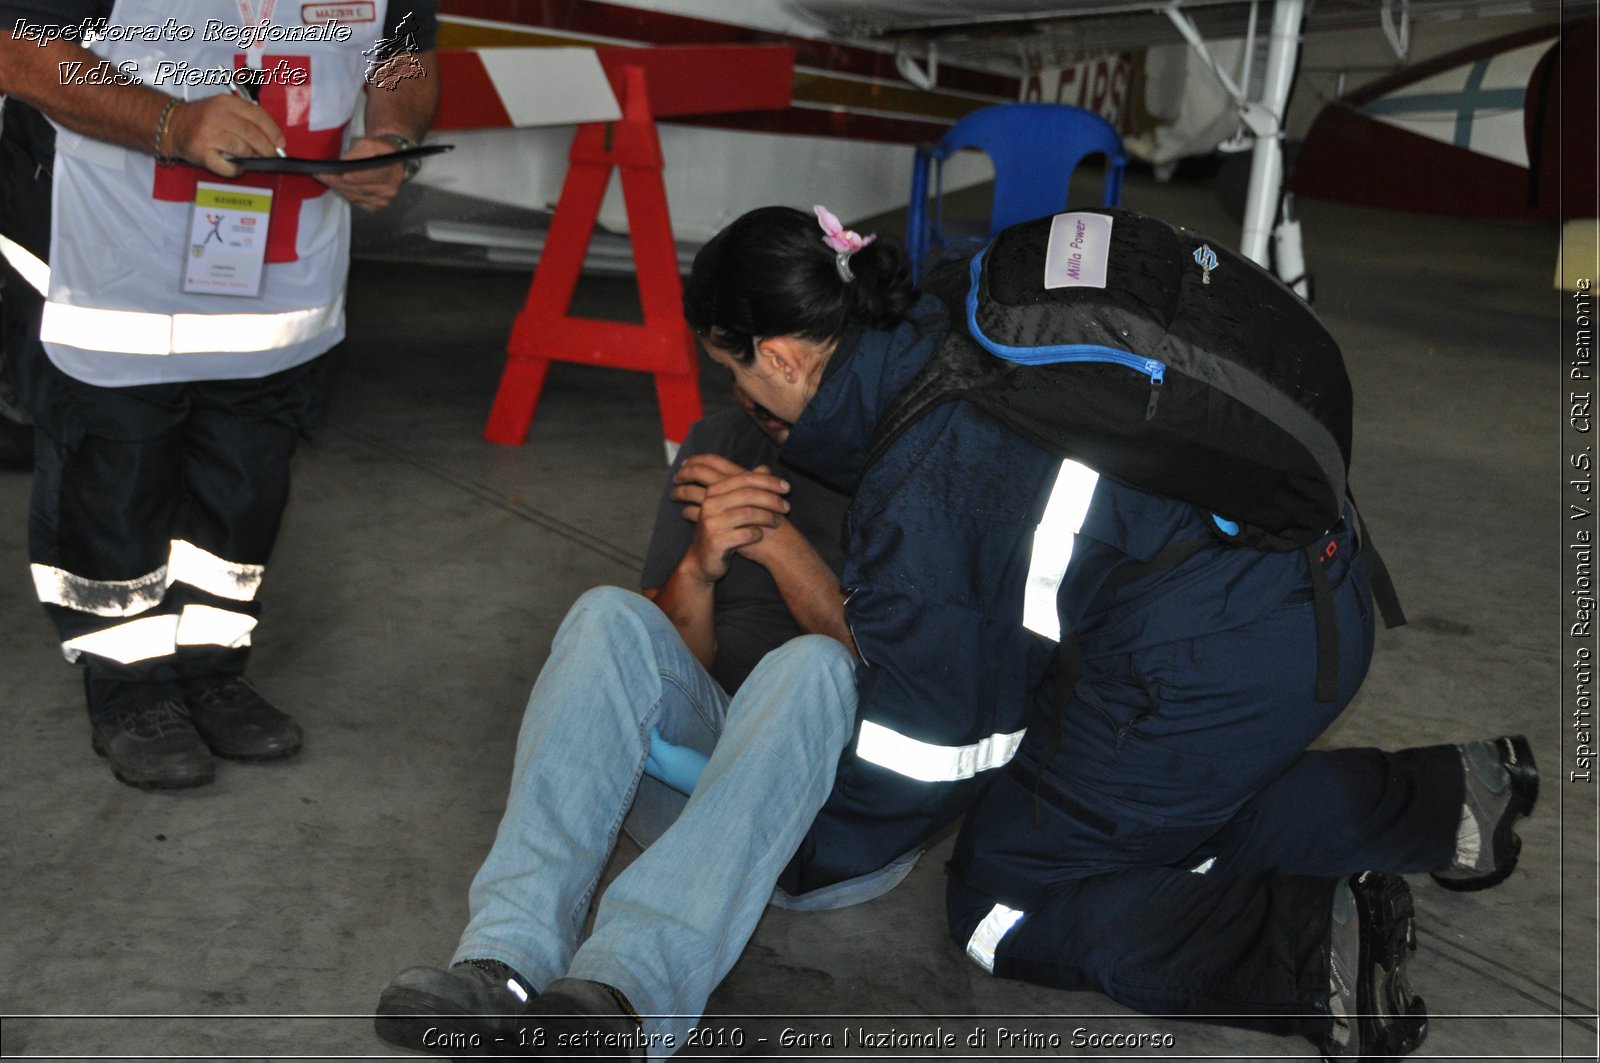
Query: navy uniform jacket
776,294,1337,896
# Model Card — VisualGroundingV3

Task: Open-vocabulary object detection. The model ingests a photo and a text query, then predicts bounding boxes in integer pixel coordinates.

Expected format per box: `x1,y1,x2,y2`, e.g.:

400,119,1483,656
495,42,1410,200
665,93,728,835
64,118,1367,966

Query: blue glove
643,728,709,795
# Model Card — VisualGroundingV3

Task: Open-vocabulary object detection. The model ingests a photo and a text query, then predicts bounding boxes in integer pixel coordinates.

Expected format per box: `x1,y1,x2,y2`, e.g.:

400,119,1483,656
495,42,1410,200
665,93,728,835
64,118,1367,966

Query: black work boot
90,701,214,789
184,676,302,760
1322,871,1428,1061
518,978,644,1059
1431,735,1538,892
374,959,533,1057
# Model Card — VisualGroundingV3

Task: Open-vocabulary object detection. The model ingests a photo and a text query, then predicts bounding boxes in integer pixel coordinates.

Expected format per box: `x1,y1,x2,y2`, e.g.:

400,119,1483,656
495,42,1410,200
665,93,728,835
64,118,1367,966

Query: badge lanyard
235,0,278,65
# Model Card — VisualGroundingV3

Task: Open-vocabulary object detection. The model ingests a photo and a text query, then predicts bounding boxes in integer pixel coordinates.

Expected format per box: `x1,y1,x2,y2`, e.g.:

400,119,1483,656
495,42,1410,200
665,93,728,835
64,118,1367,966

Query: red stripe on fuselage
1339,20,1562,108
438,0,1017,98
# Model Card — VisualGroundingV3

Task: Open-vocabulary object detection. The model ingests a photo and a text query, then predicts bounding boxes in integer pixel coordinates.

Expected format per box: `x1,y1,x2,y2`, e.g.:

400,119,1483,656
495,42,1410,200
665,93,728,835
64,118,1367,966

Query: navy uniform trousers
948,551,1463,1039
3,276,326,720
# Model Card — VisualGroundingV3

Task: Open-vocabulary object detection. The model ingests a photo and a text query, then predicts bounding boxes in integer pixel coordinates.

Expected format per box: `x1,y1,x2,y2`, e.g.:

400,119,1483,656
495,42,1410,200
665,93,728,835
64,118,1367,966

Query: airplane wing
778,0,1561,293
396,0,1563,291
782,0,1563,63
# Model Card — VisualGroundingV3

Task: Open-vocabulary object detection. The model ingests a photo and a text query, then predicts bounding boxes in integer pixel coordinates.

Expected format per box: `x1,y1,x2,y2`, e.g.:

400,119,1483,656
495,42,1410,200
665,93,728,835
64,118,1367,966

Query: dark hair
684,206,915,364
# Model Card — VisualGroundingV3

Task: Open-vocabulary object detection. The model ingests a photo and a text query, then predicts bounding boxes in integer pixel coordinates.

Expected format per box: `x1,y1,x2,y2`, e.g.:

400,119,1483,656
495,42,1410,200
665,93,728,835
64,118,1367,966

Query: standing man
0,1,440,788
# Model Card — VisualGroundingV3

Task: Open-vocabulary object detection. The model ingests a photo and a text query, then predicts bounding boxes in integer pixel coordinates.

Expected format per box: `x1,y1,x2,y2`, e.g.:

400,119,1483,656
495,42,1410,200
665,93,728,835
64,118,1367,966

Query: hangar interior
0,98,1592,1063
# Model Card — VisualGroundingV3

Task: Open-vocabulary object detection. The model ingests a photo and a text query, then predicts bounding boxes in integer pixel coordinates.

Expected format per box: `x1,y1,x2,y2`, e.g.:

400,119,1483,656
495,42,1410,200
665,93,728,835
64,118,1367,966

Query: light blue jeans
453,587,888,1054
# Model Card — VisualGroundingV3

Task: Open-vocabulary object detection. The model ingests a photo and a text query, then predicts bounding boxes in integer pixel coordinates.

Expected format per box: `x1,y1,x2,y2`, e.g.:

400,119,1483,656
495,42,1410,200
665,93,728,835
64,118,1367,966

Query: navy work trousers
947,552,1462,1038
3,278,327,719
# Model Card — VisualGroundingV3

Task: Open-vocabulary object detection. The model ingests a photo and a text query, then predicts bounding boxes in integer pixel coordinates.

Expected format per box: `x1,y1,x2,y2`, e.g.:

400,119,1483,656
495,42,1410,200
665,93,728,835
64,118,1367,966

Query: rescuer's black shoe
1431,735,1538,892
1322,871,1428,1061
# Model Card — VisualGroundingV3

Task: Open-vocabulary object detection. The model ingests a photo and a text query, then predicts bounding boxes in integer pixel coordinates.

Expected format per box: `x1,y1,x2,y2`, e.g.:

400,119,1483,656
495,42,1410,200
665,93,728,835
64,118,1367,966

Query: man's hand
316,136,407,212
165,96,286,178
654,446,854,665
672,454,791,584
328,49,439,212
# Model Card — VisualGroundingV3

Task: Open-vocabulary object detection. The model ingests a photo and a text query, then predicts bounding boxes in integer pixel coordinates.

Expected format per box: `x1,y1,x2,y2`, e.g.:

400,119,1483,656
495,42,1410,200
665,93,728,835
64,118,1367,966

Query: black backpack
872,207,1351,551
867,208,1402,705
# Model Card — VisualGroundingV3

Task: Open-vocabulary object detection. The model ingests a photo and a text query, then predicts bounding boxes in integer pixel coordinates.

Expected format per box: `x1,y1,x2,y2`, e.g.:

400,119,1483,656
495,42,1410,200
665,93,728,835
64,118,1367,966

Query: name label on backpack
1043,212,1112,290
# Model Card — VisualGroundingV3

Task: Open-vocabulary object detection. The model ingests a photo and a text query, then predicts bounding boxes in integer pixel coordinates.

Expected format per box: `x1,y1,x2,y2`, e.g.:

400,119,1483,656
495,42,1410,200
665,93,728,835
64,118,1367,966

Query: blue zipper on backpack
966,246,1168,419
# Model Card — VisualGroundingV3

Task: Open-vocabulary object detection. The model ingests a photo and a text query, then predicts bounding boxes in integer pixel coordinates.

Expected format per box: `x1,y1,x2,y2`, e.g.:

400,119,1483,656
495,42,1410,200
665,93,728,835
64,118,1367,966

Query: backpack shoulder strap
860,248,1000,471
863,331,1012,473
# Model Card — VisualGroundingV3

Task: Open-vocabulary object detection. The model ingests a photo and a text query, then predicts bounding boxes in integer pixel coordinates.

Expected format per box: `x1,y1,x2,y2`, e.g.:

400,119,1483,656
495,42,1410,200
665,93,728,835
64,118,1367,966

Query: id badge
183,182,273,297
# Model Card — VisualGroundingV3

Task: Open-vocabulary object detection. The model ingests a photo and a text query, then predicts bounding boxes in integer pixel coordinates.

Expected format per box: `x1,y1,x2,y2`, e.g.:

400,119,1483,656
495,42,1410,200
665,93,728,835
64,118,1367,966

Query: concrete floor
0,169,1593,1062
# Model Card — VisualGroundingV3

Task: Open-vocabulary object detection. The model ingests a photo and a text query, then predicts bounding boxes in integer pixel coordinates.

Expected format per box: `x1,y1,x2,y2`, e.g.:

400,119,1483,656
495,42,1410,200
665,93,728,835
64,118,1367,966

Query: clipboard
223,143,454,174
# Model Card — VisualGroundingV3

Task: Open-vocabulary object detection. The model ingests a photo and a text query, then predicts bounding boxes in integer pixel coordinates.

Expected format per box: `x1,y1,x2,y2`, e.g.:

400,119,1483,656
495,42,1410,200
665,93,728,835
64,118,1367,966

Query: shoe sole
201,738,303,763
1433,735,1539,893
91,736,215,790
1352,871,1429,1060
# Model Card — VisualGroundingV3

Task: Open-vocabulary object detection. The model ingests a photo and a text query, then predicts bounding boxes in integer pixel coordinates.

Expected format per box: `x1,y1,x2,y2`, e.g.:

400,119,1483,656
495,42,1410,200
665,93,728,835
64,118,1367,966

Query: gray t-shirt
641,408,850,693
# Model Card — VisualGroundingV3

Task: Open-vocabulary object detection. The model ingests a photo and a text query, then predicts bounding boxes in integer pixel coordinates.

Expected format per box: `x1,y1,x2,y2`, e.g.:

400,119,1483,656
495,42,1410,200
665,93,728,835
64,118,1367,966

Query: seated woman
374,205,1534,1061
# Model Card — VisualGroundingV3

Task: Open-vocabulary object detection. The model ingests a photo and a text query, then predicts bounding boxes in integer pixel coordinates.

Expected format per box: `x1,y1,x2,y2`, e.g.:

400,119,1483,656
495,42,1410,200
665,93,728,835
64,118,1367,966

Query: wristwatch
371,132,422,181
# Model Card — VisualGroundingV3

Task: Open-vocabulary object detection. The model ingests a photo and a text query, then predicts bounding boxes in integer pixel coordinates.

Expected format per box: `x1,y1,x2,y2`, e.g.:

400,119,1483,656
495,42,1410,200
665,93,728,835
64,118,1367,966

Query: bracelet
371,131,422,181
153,98,179,165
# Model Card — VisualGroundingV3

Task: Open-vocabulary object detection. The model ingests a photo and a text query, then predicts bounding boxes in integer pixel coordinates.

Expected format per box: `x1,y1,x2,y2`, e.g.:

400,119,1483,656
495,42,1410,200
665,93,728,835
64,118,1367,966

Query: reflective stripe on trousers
33,540,266,664
965,903,1026,973
32,538,265,618
59,605,258,665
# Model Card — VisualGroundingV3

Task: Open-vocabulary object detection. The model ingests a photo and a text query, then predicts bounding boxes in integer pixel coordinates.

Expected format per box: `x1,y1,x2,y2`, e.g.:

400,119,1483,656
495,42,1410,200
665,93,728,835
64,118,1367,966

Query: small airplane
1295,13,1586,224
370,0,1565,294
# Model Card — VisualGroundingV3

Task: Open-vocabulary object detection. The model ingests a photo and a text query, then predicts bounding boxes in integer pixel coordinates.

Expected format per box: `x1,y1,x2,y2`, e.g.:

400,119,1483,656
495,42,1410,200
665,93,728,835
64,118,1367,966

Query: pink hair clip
814,204,876,282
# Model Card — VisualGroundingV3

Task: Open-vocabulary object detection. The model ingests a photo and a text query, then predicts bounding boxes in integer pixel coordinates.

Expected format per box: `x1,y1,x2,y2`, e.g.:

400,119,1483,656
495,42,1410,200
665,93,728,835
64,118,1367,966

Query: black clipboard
223,143,454,174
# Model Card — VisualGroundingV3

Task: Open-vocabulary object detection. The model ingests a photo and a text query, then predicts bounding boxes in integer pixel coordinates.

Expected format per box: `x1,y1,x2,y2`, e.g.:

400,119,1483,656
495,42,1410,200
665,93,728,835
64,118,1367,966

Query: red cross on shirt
152,56,349,264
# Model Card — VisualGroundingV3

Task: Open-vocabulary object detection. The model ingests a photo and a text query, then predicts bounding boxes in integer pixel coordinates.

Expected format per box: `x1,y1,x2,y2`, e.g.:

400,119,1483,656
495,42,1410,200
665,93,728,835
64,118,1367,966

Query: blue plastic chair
907,103,1127,279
